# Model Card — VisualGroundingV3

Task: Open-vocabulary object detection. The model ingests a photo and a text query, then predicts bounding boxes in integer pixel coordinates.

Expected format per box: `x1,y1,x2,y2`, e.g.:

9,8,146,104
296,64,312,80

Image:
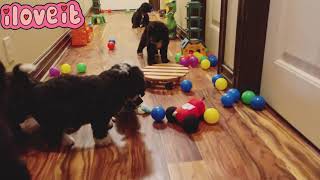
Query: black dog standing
131,3,153,28
0,62,30,180
6,63,145,148
137,21,170,65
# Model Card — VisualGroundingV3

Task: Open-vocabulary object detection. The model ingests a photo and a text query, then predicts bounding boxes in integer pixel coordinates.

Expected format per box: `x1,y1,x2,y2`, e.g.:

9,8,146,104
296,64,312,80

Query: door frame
218,0,270,93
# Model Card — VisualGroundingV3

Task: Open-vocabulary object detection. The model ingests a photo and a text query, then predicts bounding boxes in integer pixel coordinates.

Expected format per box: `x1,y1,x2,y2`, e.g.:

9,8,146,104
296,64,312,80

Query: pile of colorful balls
175,52,218,70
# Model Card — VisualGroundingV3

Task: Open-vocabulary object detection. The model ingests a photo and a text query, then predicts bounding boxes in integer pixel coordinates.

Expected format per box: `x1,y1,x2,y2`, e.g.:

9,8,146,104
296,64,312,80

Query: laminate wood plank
168,161,213,180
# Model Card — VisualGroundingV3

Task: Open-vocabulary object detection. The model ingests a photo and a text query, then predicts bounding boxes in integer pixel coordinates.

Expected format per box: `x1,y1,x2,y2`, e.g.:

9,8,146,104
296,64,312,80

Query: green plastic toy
166,0,177,39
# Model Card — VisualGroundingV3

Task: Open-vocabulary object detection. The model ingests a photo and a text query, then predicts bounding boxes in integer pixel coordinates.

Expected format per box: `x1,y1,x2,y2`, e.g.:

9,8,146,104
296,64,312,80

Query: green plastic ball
241,90,256,105
175,52,182,63
200,56,208,62
77,63,87,73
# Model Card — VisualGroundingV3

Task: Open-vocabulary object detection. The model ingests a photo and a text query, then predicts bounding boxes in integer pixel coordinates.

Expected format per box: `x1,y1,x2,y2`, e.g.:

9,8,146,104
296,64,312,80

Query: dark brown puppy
131,3,153,28
137,21,170,65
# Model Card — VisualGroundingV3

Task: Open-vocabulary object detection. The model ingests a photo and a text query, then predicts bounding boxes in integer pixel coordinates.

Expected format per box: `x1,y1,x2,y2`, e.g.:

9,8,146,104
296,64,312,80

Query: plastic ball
179,56,190,67
175,52,182,63
151,106,166,122
76,63,87,73
208,55,218,67
180,80,192,92
200,59,211,70
227,88,241,102
200,56,208,62
212,74,223,85
189,56,199,68
215,78,228,91
241,90,256,105
193,52,203,61
204,108,220,124
60,63,71,74
250,96,266,110
49,67,60,77
107,42,115,50
107,9,112,13
109,38,116,44
221,93,235,107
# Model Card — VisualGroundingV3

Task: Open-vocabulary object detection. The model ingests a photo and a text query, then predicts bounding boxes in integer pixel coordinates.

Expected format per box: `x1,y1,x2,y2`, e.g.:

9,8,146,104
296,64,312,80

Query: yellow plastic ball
61,63,71,74
204,108,220,124
193,52,203,61
200,59,211,70
215,78,228,91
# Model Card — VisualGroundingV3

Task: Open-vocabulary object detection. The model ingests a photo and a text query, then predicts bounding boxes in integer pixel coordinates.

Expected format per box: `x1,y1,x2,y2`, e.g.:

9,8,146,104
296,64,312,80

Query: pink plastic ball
189,56,199,68
179,56,190,67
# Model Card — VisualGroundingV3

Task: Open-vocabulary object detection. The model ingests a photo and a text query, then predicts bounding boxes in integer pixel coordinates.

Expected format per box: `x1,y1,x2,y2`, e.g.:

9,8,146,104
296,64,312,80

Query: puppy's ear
129,66,146,97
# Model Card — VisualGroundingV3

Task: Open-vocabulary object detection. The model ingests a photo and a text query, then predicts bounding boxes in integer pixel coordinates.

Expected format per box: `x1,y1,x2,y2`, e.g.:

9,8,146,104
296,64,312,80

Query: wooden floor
22,12,320,180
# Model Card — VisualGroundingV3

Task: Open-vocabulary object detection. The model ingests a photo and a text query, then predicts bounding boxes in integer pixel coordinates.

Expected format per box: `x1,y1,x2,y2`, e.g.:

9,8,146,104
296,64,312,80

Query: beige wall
0,0,91,69
175,0,188,29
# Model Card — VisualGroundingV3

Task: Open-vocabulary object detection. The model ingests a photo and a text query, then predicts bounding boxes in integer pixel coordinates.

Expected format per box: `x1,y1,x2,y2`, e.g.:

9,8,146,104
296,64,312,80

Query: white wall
101,0,148,10
0,0,91,68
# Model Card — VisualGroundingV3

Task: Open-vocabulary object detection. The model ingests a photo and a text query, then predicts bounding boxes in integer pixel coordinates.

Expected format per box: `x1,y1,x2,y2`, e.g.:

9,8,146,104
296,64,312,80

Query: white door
101,0,148,10
261,0,320,147
205,0,221,55
223,0,238,70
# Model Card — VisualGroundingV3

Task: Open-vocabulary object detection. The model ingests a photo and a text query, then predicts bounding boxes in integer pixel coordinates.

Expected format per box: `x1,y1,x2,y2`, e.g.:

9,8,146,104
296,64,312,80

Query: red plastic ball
107,42,115,50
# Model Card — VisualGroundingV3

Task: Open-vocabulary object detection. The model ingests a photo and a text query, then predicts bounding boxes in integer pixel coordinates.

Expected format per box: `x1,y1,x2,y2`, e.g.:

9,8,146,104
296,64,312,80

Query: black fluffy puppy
132,3,153,28
137,21,170,65
8,63,145,147
0,62,30,180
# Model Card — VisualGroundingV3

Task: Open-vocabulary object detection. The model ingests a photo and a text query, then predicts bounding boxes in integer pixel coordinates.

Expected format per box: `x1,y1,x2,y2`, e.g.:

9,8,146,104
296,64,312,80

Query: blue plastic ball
250,96,266,110
212,74,223,86
208,55,218,67
180,80,193,92
221,93,235,107
151,106,166,122
227,88,241,102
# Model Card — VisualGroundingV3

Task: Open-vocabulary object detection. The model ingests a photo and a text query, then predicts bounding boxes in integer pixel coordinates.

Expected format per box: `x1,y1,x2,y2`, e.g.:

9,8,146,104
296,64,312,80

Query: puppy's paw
94,135,112,147
137,52,143,57
61,133,75,146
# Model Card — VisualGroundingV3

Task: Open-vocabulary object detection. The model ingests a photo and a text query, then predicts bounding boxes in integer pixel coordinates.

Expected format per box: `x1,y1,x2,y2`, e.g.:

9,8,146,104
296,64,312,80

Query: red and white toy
166,98,205,133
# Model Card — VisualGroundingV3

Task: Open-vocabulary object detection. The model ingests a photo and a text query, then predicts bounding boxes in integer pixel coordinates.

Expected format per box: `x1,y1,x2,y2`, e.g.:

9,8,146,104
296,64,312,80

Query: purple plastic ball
180,57,190,67
189,56,199,68
49,67,61,77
